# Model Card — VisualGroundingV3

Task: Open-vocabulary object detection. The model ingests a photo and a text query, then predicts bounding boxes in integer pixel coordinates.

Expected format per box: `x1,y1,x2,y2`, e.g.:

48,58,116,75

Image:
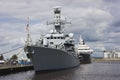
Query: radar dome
50,30,54,33
69,33,74,38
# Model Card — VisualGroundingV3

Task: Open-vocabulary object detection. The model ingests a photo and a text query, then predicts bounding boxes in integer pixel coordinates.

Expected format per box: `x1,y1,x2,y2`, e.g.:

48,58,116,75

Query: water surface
0,62,120,80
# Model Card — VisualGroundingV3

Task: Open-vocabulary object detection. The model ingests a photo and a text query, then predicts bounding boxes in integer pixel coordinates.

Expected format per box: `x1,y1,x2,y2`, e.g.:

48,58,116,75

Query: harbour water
0,61,120,80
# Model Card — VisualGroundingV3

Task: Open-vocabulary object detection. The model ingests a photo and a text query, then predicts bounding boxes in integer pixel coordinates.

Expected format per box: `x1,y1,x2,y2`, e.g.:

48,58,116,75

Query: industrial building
104,50,120,58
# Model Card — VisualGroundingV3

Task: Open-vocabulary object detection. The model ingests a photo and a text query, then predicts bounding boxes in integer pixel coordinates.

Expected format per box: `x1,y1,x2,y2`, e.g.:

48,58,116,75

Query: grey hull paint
27,46,80,72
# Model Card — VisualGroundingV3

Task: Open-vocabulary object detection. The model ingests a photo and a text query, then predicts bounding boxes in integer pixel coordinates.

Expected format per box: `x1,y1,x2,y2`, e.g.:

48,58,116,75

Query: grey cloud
111,20,120,27
0,0,120,57
104,0,120,3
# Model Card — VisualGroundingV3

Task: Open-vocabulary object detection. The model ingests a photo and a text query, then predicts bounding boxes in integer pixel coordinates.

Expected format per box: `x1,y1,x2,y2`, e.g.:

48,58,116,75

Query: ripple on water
0,62,120,80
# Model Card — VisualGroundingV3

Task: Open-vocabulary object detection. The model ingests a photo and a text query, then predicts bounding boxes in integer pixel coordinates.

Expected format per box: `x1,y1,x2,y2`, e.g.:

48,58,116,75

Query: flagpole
26,17,32,46
27,17,30,34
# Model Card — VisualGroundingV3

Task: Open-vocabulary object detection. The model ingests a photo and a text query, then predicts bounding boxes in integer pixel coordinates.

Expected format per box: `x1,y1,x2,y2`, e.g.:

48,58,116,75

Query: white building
104,50,120,58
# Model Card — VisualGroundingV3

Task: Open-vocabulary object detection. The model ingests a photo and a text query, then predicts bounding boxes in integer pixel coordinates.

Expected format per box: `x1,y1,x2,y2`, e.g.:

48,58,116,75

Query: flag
26,23,29,32
26,17,29,32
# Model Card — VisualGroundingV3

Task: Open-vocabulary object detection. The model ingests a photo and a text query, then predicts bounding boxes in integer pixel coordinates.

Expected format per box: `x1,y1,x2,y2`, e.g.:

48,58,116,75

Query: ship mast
25,17,32,46
79,35,85,45
47,7,71,33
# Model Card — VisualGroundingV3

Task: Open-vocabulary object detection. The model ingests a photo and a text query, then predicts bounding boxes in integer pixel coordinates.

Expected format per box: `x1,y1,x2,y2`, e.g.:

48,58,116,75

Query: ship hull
79,53,91,64
27,46,80,72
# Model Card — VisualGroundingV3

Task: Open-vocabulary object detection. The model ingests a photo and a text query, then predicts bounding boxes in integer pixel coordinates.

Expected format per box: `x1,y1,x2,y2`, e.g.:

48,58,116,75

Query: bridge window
54,37,57,39
50,42,53,44
61,37,65,39
48,37,65,39
47,37,50,39
51,36,53,39
58,37,60,39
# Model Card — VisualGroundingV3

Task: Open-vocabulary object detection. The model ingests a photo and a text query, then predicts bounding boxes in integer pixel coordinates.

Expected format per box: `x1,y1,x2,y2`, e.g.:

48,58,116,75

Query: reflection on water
32,67,80,80
0,62,120,80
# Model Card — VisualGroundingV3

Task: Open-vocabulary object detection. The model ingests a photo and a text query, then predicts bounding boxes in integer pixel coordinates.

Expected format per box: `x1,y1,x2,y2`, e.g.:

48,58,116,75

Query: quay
0,46,34,75
0,64,33,75
92,58,120,62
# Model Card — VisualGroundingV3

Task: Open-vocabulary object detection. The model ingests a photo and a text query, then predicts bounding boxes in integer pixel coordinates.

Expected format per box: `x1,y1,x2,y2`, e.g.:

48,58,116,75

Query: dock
0,64,33,75
92,58,120,63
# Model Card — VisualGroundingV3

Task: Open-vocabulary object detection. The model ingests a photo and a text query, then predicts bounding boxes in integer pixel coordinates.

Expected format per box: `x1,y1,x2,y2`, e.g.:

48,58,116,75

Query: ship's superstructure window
58,37,60,39
61,37,64,39
47,37,50,39
51,36,53,39
65,34,69,37
50,42,53,44
46,36,65,39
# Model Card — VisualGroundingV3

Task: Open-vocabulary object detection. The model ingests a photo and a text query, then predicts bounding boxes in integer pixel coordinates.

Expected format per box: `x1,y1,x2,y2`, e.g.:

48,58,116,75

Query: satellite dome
50,30,54,33
69,33,74,38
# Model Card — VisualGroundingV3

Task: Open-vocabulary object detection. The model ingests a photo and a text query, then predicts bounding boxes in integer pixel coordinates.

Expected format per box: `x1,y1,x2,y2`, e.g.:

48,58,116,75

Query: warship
25,7,80,72
77,36,93,64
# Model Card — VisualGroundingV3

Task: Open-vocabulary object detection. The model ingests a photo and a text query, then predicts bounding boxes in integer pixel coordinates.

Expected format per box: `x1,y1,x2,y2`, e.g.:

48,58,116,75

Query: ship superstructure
25,7,80,72
77,36,93,63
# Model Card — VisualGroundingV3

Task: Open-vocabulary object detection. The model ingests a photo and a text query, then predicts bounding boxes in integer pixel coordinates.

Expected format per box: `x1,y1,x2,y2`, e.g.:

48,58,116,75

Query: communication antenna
25,17,33,46
47,7,71,33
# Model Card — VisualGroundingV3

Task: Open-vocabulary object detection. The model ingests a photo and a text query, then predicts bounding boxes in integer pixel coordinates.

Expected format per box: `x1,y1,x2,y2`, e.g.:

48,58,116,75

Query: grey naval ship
25,7,80,72
77,36,93,64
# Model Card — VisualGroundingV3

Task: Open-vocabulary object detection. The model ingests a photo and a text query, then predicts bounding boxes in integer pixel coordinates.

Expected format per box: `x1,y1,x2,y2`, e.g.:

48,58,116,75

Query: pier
0,64,33,75
0,46,34,75
92,58,120,64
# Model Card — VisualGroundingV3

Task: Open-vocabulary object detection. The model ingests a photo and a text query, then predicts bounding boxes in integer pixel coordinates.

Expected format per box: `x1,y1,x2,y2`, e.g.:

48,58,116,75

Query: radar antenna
47,7,71,33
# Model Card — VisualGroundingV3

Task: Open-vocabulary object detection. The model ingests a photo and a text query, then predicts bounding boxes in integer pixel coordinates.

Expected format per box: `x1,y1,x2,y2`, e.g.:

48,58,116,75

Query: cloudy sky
0,0,120,58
